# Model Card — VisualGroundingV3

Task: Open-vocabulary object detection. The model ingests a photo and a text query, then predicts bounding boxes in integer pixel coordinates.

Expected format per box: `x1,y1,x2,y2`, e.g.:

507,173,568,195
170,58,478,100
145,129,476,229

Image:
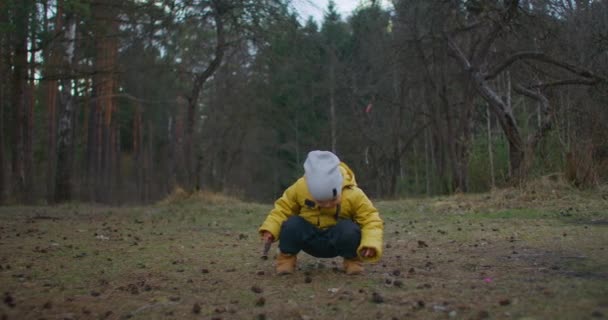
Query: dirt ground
1,185,607,320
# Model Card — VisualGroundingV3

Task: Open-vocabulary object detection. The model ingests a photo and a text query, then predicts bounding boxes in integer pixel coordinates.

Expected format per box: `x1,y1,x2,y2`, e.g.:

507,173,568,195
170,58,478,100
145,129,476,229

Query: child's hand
359,247,377,258
261,231,274,243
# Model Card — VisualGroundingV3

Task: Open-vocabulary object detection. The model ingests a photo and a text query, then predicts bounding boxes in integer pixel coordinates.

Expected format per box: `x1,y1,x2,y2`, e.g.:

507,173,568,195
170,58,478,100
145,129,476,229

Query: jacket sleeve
258,182,301,241
350,188,384,263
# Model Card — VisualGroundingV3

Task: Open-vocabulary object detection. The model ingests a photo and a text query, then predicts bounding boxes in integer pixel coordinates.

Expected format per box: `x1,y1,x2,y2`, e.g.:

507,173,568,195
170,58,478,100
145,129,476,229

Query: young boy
259,150,384,275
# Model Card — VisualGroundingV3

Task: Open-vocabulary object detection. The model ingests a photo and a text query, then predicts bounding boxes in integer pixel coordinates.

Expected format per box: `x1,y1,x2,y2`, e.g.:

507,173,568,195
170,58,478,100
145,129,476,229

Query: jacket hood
338,162,357,189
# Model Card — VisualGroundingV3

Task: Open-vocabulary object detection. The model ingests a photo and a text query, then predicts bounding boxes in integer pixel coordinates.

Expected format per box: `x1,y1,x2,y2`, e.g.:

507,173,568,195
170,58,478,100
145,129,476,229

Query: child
259,150,384,275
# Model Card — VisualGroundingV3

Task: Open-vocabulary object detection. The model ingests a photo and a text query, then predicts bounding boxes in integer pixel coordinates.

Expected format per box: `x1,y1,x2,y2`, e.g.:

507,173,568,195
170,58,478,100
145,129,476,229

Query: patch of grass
469,208,548,219
0,190,607,320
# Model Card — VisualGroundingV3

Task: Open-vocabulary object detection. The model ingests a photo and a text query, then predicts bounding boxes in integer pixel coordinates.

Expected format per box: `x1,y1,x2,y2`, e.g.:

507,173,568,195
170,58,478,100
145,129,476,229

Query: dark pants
279,216,361,259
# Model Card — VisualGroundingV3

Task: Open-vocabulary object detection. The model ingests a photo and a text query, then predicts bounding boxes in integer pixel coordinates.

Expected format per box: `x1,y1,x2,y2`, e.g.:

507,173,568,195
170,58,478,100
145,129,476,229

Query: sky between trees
292,0,393,22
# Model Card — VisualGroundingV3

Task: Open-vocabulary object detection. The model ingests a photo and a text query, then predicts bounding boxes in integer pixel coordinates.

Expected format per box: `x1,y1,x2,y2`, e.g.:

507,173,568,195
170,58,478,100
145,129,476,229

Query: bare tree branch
485,51,606,82
188,1,226,104
473,0,520,63
529,78,600,89
447,36,524,152
513,84,552,149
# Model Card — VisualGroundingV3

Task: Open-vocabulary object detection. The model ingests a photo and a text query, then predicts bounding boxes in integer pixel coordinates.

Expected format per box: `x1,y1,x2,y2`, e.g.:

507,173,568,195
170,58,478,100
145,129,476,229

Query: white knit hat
304,150,343,201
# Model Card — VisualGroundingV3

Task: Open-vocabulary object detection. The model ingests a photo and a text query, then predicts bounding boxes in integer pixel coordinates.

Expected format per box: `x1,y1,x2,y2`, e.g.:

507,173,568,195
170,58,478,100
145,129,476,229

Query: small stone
255,297,266,306
3,293,15,308
192,303,201,314
371,292,384,304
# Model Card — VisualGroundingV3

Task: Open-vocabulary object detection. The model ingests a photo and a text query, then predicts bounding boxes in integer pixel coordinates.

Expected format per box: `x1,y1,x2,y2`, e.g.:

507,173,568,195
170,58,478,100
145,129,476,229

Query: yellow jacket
259,162,384,262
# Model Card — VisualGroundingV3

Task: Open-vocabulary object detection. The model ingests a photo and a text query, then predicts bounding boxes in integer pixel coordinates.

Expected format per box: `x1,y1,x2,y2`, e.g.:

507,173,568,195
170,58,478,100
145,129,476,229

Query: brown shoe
343,258,364,275
276,253,297,275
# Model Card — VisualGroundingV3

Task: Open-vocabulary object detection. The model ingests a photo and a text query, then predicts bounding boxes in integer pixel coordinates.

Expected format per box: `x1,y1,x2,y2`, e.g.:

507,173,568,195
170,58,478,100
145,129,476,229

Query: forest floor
1,182,607,320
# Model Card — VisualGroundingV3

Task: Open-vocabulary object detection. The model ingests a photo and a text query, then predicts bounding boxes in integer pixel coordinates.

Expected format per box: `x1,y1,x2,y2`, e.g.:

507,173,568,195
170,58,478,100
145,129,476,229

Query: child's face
316,195,341,208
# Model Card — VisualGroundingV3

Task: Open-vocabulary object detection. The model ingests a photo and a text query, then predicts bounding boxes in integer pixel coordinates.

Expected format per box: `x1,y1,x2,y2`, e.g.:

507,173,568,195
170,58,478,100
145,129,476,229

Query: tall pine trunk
88,0,118,202
24,7,37,202
0,5,7,203
329,54,337,154
55,85,75,202
133,103,144,201
45,0,63,203
54,19,77,203
10,0,30,203
0,62,4,204
86,96,100,200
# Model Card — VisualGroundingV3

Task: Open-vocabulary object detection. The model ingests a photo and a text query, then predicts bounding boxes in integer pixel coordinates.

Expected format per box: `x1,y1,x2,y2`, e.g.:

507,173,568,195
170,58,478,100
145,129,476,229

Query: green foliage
0,0,18,34
3,0,607,204
529,130,566,178
64,0,91,17
468,132,510,192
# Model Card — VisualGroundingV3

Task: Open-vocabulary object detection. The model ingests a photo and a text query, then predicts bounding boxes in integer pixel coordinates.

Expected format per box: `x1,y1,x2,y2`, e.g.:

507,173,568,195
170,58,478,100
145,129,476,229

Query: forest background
0,0,607,205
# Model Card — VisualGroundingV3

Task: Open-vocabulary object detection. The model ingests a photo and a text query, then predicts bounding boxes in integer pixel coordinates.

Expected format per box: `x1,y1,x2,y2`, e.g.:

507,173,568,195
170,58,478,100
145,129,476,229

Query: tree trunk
133,103,143,201
329,54,337,154
54,18,77,203
0,48,5,204
452,83,476,193
487,107,495,188
90,0,119,202
0,6,7,203
174,99,186,190
424,127,432,195
113,120,121,203
183,2,225,191
167,114,177,193
10,0,30,203
448,38,526,178
441,88,459,192
86,96,100,200
45,0,63,203
24,8,36,203
54,85,75,202
184,99,194,190
513,84,554,179
145,121,153,201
